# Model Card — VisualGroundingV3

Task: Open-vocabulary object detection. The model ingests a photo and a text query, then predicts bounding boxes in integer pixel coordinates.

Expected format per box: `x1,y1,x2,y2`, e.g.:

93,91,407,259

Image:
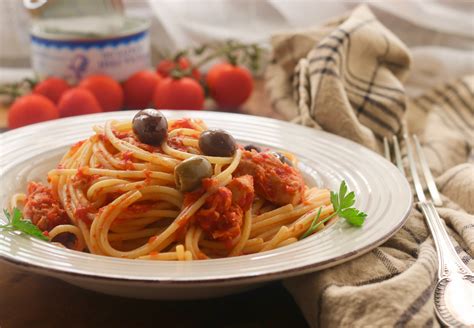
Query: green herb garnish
0,208,49,241
300,180,367,239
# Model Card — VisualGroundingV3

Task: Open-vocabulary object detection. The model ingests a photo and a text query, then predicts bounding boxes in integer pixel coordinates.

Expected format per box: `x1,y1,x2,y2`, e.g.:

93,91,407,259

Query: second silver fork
384,134,474,327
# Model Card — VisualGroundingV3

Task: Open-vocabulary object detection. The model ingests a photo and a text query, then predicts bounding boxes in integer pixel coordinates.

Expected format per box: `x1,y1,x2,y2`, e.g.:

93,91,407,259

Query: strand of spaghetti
242,238,265,254
287,205,334,239
176,244,185,260
252,202,332,238
115,209,179,221
162,141,233,164
276,237,298,248
137,252,183,261
91,142,117,169
229,210,252,256
110,216,174,233
108,227,164,242
86,178,129,199
168,128,200,138
168,119,207,131
184,225,196,258
9,193,26,210
48,224,86,251
57,173,95,253
200,237,262,251
252,198,264,214
253,204,294,223
136,194,182,208
250,196,330,237
254,226,280,241
90,190,142,255
191,227,207,259
69,182,90,208
104,120,179,169
138,250,194,261
88,181,181,204
62,138,88,164
181,138,199,148
94,139,164,171
214,149,241,184
79,141,93,167
95,169,233,259
250,205,320,238
214,164,222,175
49,167,175,183
260,226,290,252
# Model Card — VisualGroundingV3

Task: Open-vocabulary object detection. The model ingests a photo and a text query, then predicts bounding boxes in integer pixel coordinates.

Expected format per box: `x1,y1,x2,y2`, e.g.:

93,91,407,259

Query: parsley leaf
300,180,367,239
0,208,49,241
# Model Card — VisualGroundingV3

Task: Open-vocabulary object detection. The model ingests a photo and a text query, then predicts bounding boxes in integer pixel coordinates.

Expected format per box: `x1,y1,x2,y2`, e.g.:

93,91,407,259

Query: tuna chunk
23,182,69,231
234,151,305,206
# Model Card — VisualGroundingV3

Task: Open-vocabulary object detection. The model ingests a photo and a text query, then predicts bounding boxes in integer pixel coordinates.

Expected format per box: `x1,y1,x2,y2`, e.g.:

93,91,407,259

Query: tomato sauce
23,182,69,231
168,118,195,130
75,205,93,227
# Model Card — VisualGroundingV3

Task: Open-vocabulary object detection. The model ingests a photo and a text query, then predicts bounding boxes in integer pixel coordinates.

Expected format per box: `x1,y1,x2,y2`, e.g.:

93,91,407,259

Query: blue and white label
31,30,150,84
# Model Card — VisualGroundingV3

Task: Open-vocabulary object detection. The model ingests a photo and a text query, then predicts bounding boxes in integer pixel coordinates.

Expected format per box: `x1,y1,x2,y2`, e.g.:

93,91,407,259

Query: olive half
199,129,236,157
271,151,293,166
174,156,213,192
132,109,168,146
244,144,261,152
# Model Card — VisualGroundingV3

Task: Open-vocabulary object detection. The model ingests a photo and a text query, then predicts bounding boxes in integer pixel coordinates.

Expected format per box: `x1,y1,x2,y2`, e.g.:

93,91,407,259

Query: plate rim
0,110,413,284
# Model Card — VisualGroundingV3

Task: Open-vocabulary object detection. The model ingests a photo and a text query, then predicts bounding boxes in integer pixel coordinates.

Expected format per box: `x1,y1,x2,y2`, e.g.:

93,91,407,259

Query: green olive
174,156,213,192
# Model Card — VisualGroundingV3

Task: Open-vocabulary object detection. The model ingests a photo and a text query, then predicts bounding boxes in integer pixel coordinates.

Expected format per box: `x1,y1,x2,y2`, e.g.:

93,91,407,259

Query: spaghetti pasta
10,112,336,260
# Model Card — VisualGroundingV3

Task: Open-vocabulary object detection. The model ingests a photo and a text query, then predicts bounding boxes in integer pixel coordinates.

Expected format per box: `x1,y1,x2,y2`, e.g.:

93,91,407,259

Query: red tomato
33,77,70,104
8,94,59,129
58,88,102,117
79,75,123,111
153,77,204,110
206,63,253,108
156,57,201,81
123,71,161,109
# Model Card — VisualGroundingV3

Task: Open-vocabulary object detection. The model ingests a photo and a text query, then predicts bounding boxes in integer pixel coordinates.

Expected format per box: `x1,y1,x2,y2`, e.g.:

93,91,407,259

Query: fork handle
419,202,472,279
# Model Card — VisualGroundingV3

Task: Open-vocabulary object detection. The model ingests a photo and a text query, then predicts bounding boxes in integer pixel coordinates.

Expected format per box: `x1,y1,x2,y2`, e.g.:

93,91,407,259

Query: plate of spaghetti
0,110,411,299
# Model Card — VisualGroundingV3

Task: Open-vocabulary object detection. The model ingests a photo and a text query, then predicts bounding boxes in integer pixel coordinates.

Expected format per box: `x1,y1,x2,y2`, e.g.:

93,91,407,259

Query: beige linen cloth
265,5,473,327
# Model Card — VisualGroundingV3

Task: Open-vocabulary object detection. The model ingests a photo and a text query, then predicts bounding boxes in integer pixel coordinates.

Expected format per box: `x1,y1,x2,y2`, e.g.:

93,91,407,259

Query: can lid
31,16,149,40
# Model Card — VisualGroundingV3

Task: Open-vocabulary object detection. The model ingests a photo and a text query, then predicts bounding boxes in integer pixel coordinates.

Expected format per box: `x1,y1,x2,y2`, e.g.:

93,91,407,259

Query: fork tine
383,137,391,161
404,134,426,203
413,135,443,206
392,136,405,176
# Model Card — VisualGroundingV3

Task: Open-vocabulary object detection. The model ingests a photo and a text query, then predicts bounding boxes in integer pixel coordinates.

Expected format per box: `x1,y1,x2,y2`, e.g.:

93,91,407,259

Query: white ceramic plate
0,111,411,299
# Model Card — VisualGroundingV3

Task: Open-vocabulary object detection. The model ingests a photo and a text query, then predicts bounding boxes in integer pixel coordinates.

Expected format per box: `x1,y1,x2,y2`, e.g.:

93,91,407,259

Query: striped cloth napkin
265,5,473,327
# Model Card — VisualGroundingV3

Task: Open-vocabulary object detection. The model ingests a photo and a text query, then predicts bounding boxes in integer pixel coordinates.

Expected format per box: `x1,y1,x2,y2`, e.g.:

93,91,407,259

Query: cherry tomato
156,57,201,81
153,77,204,110
206,63,253,108
33,77,70,104
58,88,102,117
79,75,124,111
8,94,59,129
123,71,161,109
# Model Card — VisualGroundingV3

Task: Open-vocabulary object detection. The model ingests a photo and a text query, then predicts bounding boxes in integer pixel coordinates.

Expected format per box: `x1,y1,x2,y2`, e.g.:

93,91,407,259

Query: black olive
271,151,293,166
244,144,261,152
132,109,168,146
199,129,237,157
174,156,213,192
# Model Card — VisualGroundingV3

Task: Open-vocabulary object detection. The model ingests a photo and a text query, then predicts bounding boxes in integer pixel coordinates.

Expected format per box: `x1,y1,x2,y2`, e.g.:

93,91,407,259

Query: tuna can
30,16,150,84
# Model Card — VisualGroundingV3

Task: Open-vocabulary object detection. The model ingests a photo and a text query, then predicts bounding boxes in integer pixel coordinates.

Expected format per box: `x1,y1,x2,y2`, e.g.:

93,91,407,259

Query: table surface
0,81,308,328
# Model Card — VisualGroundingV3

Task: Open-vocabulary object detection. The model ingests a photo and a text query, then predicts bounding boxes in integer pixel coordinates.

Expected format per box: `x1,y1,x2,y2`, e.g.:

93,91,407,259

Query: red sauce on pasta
23,182,69,231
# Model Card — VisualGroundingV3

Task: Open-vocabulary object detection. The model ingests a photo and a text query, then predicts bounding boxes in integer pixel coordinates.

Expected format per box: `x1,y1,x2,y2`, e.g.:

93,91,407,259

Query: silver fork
384,135,474,327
